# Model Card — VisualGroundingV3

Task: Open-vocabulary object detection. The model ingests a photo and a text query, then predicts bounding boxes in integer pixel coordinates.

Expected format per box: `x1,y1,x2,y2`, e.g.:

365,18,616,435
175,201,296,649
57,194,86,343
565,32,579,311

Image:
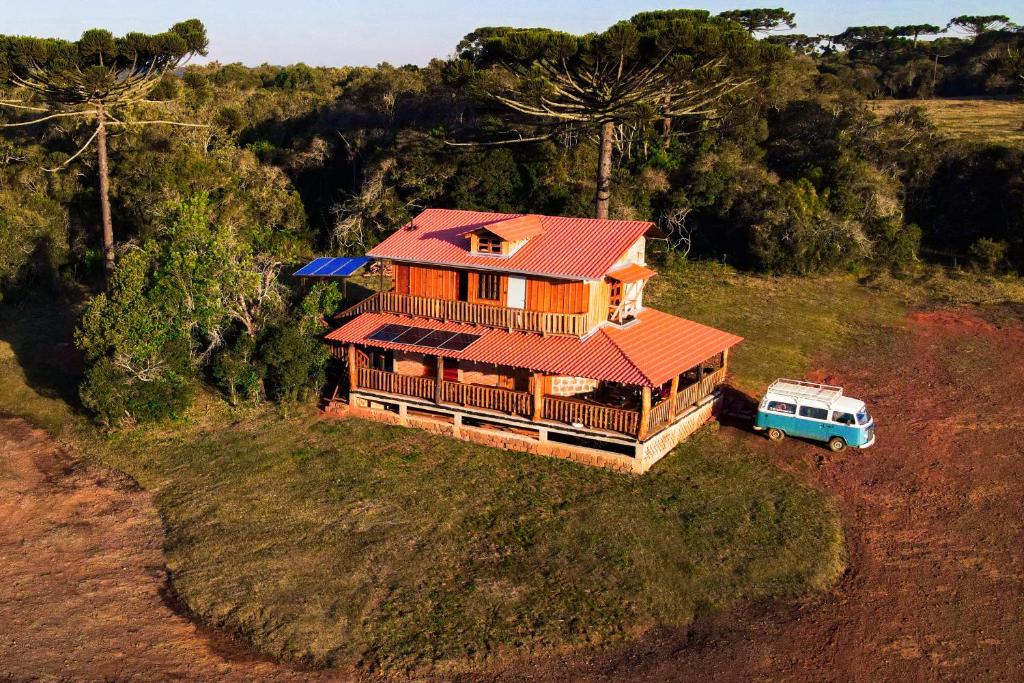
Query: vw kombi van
754,379,874,452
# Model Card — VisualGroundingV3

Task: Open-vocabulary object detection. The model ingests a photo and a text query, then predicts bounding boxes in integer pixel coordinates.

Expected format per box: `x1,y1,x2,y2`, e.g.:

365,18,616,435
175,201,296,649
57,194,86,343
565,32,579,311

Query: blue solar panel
293,256,371,277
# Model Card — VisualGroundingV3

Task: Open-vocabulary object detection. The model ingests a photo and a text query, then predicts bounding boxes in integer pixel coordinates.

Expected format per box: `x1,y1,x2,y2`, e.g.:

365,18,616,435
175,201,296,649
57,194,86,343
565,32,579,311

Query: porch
340,345,728,441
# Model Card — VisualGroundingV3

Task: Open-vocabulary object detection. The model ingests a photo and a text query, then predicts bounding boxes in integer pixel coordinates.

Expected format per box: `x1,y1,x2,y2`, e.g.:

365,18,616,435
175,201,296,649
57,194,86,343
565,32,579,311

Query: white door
507,276,526,309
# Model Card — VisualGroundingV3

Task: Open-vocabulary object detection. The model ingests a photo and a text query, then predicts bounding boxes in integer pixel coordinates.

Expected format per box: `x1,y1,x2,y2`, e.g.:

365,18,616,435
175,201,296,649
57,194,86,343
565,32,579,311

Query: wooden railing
352,364,726,440
357,367,436,401
442,381,532,417
338,292,591,337
543,395,640,436
672,366,727,417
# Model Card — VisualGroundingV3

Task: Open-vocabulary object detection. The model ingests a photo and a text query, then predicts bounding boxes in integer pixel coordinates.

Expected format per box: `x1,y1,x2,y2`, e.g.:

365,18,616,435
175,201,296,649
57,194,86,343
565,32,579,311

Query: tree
458,11,774,218
892,24,942,46
832,26,893,50
0,21,208,286
946,15,1012,37
718,8,796,35
764,33,821,55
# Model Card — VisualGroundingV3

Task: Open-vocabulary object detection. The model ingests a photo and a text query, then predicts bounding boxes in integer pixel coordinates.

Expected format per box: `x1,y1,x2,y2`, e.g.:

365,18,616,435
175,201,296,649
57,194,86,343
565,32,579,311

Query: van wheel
828,436,846,452
767,428,785,442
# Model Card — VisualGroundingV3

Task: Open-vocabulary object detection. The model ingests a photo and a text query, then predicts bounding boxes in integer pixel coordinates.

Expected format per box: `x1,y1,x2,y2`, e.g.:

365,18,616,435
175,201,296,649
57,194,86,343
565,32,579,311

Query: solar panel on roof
365,324,481,352
293,256,371,277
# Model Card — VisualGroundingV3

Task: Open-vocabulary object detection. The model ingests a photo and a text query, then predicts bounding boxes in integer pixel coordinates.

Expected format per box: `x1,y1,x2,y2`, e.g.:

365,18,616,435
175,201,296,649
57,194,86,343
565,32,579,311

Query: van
754,379,874,452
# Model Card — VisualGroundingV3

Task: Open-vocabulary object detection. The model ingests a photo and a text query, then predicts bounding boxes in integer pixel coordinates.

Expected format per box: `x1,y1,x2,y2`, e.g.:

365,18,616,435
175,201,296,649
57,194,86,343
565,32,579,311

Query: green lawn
7,263,1016,671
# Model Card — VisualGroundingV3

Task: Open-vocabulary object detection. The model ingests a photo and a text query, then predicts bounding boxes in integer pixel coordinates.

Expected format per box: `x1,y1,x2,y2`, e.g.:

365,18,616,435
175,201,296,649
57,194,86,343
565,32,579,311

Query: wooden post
722,348,729,376
668,375,680,420
347,343,358,392
434,355,444,405
532,372,544,421
638,385,652,441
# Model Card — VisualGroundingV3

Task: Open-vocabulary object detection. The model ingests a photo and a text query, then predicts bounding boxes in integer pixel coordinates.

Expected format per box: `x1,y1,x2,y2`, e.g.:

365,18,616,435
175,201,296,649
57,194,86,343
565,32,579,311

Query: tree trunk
96,105,115,288
595,120,614,219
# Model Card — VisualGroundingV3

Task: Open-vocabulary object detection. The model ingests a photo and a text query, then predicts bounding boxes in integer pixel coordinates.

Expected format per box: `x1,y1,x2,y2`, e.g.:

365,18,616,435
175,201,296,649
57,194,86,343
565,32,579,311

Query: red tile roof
326,309,742,387
367,208,656,280
607,263,657,284
468,215,545,242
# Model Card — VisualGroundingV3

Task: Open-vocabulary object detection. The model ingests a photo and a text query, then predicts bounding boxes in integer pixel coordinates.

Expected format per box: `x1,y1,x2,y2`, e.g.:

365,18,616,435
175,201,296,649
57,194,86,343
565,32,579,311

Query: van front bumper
859,433,876,449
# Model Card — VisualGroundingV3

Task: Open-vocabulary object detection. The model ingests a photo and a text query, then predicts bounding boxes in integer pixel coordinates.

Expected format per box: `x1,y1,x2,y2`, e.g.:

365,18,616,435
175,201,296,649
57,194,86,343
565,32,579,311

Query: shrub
969,238,1008,273
260,323,329,402
80,359,193,426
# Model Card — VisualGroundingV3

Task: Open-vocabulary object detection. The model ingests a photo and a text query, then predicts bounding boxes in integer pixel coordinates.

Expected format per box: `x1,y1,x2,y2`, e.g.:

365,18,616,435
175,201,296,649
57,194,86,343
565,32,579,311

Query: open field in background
2,263,1024,674
867,97,1024,146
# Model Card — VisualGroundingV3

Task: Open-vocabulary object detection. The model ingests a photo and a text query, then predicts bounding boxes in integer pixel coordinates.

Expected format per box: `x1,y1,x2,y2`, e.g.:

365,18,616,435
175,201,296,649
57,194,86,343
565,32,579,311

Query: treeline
0,10,1022,424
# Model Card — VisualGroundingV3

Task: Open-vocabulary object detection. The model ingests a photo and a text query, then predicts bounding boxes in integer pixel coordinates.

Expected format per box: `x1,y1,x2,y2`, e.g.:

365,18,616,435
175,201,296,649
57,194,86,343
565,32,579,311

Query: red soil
2,306,1022,681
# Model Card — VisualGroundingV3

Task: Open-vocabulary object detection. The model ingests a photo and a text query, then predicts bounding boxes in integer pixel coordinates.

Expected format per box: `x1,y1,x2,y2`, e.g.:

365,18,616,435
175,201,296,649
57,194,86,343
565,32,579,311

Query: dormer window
477,234,502,254
465,215,545,257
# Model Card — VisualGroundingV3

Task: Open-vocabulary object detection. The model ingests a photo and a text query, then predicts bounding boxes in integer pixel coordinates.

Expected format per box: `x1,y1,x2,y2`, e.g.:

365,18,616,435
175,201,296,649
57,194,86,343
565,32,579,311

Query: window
477,235,502,254
799,406,829,420
832,412,855,425
768,400,796,414
609,281,623,307
477,272,500,301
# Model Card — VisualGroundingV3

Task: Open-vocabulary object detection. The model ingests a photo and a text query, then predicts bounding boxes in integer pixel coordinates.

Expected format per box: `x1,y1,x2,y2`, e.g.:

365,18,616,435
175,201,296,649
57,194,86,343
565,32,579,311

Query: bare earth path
0,416,335,682
2,308,1023,681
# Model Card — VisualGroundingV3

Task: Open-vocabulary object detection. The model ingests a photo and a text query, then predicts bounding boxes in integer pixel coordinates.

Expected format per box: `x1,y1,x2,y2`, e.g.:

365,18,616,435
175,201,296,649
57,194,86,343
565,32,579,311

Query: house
324,208,741,473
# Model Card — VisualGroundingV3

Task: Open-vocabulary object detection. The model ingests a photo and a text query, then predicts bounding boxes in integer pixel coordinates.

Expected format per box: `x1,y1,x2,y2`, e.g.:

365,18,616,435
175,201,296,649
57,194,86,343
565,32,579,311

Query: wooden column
638,385,652,441
532,372,544,421
668,375,680,420
434,355,444,405
722,349,730,376
347,343,358,391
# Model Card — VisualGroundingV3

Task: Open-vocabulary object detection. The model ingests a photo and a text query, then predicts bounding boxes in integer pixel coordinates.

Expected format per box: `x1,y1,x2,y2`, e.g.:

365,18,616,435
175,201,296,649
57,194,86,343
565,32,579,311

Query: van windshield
856,410,871,425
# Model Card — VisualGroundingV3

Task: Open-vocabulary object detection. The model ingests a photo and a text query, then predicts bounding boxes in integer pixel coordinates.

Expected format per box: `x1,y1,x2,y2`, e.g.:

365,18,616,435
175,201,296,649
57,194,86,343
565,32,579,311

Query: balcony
353,365,727,439
340,292,594,337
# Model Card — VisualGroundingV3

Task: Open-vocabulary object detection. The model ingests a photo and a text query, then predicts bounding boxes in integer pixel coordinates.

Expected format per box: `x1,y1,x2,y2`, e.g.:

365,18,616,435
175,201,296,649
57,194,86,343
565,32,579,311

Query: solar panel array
293,256,371,277
367,324,481,351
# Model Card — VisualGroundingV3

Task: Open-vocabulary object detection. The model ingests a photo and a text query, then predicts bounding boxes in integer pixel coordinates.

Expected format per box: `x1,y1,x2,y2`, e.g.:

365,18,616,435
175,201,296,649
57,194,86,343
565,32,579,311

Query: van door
507,276,526,309
797,404,830,440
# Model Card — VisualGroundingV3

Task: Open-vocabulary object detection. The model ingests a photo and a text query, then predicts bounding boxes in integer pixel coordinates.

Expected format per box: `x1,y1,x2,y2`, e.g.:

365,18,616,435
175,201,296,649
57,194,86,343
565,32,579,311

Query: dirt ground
2,307,1023,681
0,416,337,682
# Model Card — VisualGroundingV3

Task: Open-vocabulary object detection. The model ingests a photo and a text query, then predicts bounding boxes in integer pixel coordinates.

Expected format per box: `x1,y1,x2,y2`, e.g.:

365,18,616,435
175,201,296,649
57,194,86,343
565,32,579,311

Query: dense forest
1,9,1021,424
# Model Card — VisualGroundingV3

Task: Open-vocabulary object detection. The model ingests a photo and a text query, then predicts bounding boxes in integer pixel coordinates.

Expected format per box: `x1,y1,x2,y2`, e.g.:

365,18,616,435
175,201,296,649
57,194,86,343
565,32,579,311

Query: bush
213,335,265,405
969,238,1008,273
80,359,193,426
260,323,329,402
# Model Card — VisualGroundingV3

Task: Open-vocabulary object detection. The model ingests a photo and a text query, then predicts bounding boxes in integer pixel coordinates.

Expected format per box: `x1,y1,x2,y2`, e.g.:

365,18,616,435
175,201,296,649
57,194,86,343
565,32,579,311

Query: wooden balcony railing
672,366,727,418
339,292,591,337
352,363,727,440
542,395,640,435
358,367,436,402
442,381,532,417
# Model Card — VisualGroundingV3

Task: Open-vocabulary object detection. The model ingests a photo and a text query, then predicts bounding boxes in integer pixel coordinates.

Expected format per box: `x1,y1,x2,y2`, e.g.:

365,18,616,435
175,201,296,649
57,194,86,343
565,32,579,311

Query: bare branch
42,126,100,172
0,109,97,127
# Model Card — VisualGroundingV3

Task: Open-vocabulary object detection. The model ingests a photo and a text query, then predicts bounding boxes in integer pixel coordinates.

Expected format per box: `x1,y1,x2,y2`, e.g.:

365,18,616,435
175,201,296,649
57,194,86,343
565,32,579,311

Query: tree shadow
0,237,85,411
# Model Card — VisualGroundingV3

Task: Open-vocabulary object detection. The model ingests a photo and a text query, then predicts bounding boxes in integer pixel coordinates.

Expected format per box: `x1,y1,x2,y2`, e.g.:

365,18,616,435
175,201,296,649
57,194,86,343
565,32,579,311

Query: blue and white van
754,379,875,452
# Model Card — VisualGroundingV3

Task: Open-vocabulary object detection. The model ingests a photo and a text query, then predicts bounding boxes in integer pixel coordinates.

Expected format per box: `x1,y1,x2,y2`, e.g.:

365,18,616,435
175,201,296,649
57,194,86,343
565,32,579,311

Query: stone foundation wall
346,389,724,475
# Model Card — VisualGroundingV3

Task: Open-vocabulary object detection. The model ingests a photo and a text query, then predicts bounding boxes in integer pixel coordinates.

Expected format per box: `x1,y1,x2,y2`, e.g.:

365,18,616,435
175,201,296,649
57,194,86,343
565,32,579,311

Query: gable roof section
367,208,656,280
467,214,545,242
326,308,742,387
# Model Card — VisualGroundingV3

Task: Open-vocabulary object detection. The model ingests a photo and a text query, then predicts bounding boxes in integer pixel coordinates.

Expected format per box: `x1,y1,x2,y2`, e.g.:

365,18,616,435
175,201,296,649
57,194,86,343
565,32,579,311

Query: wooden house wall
394,264,595,316
393,264,458,299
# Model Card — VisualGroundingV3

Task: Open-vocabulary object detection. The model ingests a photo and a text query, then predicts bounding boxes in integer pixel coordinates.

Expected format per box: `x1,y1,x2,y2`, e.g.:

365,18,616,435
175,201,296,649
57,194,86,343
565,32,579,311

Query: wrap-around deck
353,364,727,440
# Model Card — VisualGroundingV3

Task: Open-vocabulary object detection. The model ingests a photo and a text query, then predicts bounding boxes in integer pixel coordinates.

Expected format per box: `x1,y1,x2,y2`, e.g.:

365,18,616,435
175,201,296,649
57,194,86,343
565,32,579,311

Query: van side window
832,412,855,425
799,406,829,420
768,401,796,414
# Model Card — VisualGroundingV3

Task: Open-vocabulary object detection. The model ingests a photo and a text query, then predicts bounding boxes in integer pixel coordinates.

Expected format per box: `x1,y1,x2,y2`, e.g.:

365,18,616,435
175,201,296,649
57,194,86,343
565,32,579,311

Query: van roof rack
767,379,844,405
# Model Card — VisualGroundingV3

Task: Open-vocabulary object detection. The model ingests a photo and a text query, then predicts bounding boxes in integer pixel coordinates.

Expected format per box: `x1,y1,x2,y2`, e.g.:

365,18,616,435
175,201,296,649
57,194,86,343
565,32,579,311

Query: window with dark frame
476,235,502,254
477,272,500,301
609,281,623,306
798,405,829,420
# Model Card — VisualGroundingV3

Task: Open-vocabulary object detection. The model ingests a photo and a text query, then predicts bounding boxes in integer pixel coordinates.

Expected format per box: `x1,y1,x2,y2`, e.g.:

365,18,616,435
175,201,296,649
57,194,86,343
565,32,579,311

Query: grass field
867,97,1024,146
3,263,1021,672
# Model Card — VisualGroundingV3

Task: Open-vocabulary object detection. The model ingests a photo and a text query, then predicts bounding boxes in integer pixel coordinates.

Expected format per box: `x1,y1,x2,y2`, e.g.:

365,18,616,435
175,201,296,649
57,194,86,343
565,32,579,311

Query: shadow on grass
0,239,85,412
